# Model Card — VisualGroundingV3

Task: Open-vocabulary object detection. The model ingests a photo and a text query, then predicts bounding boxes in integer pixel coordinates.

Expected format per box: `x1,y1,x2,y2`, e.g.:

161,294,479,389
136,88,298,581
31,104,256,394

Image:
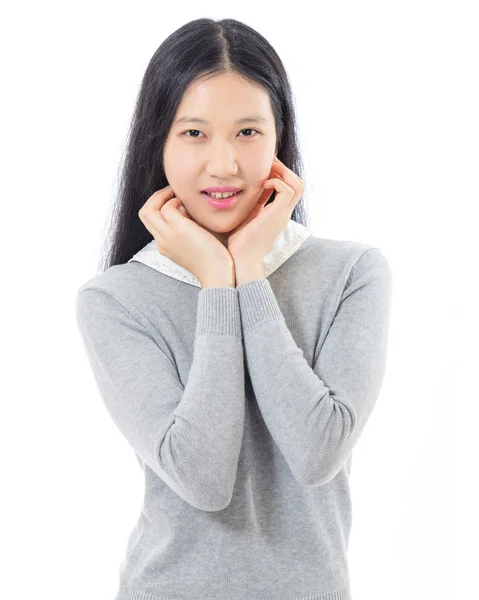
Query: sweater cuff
196,287,241,337
236,278,283,333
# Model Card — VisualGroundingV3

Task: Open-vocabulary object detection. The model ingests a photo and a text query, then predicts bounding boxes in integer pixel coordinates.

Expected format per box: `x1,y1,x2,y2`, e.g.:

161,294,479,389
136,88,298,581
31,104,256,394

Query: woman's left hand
227,156,304,265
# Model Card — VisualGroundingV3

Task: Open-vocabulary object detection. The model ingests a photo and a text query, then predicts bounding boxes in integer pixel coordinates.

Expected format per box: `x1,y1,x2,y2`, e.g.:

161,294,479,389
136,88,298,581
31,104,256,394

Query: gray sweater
75,222,392,600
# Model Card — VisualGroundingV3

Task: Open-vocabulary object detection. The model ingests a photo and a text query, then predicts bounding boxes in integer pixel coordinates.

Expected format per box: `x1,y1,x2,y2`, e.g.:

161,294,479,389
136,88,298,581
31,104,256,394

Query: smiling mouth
201,190,243,209
202,191,243,198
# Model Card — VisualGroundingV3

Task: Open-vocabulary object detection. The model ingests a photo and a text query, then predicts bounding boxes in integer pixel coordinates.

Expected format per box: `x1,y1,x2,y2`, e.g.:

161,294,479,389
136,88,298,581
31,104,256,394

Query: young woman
75,17,392,600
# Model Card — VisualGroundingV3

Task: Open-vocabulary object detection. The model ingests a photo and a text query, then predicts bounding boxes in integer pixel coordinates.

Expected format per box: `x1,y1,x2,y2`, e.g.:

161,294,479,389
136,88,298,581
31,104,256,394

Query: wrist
200,261,236,289
234,261,265,286
200,274,236,289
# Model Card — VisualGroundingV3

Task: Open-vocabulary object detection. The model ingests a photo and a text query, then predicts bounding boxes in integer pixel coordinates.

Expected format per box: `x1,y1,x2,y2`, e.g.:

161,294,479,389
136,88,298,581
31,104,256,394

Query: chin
207,220,239,233
191,209,243,231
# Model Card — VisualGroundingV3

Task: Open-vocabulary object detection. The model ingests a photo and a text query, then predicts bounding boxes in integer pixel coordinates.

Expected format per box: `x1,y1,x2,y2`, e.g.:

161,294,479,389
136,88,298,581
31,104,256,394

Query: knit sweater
74,219,392,600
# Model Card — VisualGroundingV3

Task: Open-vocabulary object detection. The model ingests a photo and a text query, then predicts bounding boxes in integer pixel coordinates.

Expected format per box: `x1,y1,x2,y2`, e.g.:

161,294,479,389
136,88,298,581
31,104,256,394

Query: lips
202,190,242,209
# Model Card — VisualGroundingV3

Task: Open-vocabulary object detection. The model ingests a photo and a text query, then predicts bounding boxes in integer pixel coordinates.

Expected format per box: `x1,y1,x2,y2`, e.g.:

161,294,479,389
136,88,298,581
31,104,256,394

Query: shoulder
75,262,151,325
76,262,141,298
299,236,393,320
298,234,390,278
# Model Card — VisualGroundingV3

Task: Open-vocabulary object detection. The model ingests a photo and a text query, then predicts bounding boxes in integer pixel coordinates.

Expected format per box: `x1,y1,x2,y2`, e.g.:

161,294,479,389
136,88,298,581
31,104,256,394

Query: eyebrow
174,116,268,126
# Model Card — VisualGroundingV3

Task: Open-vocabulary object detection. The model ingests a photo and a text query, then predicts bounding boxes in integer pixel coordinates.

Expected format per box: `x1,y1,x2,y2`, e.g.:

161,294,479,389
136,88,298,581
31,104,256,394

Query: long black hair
98,17,309,274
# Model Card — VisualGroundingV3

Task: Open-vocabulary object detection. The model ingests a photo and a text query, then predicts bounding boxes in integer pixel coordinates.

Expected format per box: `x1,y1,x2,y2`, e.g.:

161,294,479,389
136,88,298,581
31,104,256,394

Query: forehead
174,73,274,126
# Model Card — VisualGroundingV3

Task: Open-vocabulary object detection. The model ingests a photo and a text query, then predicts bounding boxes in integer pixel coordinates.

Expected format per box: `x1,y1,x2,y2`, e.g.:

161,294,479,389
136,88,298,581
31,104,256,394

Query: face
162,71,278,246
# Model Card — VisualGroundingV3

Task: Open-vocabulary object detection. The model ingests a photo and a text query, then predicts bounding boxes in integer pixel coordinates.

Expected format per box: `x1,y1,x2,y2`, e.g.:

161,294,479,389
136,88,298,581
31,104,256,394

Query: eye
239,128,259,137
182,128,260,138
182,130,203,138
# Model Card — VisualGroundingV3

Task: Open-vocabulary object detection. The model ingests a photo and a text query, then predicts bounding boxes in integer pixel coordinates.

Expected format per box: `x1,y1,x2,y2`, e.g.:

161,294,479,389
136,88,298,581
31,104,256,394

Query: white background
1,1,477,599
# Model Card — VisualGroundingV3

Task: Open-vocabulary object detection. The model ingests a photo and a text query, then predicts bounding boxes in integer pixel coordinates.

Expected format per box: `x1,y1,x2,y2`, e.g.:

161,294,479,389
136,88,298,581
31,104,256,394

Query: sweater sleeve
74,285,245,512
236,247,392,487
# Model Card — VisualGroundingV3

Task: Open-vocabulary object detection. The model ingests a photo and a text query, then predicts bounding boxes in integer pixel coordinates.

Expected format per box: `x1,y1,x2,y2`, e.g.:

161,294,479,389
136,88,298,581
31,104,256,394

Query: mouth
201,190,243,209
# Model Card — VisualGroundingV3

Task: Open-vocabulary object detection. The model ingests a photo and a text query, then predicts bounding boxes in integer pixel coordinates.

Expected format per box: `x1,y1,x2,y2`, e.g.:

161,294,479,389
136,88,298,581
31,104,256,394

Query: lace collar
128,218,313,288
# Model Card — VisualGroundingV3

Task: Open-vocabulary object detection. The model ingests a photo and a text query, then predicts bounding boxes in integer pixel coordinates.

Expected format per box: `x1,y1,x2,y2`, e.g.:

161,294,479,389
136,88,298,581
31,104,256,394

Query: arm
236,247,393,486
75,285,245,511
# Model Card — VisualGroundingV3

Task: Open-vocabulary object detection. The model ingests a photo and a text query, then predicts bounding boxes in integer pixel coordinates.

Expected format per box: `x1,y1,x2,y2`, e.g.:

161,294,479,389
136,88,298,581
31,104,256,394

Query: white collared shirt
128,218,313,287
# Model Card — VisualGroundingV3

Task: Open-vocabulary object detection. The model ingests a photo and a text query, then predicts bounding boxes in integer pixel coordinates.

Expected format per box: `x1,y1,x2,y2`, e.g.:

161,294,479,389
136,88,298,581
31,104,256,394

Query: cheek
242,148,275,180
163,144,185,175
174,150,197,172
163,150,197,192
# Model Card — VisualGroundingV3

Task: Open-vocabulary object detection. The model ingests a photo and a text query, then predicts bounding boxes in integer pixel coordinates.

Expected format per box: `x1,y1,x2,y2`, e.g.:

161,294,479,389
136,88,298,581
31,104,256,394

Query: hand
227,156,304,265
138,185,235,286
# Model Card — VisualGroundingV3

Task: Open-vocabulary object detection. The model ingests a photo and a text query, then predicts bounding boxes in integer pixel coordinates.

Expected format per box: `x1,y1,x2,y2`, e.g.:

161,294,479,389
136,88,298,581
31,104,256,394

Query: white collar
128,218,313,288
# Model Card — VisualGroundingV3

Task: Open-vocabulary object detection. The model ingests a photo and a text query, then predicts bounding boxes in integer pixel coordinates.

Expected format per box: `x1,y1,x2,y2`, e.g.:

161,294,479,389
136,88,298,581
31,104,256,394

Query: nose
205,143,238,177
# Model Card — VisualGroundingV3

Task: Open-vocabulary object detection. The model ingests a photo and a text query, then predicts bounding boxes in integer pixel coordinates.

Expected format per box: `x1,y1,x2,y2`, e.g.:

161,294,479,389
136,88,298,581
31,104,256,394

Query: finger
263,177,292,197
138,186,175,224
138,185,175,218
267,162,303,208
270,166,302,193
160,196,185,225
272,156,303,183
264,178,296,209
258,186,274,207
141,188,177,236
149,185,177,212
141,205,169,238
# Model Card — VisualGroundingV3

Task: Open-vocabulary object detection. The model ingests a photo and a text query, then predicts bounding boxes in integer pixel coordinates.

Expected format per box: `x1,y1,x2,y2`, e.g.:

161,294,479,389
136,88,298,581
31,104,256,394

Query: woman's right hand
138,185,235,287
